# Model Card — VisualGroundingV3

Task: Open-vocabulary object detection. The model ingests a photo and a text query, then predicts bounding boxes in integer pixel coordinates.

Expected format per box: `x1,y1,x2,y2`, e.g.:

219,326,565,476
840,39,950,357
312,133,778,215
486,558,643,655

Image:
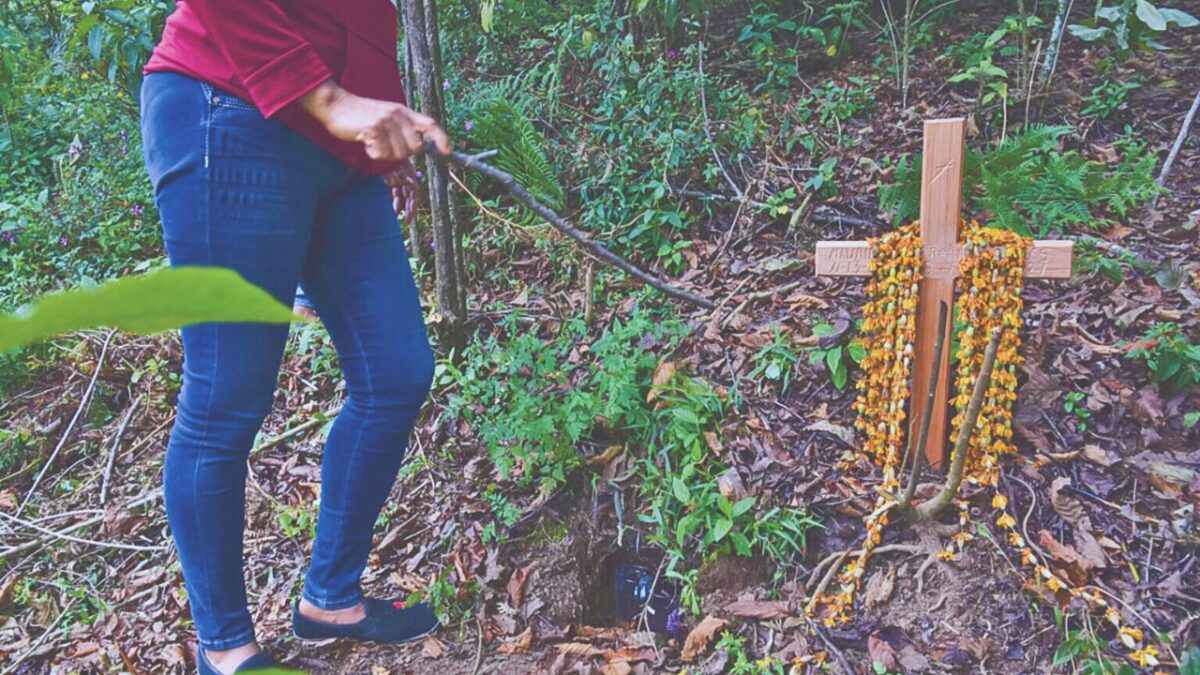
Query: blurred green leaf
0,267,299,352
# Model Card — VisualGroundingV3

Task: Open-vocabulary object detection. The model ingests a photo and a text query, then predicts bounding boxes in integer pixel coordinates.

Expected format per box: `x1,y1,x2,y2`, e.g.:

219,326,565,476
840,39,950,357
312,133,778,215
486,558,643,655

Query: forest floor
2,3,1199,674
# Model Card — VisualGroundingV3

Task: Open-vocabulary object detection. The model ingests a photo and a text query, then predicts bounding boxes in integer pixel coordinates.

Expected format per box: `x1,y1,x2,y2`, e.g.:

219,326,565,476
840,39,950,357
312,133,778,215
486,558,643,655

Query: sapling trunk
904,329,1003,523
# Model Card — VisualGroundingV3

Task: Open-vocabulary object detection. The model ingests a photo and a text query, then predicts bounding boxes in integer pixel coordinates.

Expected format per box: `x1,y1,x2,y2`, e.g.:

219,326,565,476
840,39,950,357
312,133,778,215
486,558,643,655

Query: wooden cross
815,118,1074,469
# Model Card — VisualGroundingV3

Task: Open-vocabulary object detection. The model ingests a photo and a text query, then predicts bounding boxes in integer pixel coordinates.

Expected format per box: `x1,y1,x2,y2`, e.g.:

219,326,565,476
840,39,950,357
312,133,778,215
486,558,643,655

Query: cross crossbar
814,240,1074,278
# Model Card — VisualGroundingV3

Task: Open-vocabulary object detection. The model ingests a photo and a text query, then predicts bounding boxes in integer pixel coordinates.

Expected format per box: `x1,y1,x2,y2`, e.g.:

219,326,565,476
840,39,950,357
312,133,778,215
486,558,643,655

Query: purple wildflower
442,80,451,91
416,170,425,180
666,48,679,60
665,608,685,636
465,121,474,131
1,230,15,244
131,204,144,216
59,236,69,246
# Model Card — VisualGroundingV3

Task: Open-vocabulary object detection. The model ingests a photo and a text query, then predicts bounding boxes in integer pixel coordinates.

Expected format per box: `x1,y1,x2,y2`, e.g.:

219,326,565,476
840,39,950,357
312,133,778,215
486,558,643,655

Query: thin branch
101,394,142,504
898,301,949,509
437,145,715,310
1156,88,1200,196
907,329,1003,522
698,33,745,199
0,509,166,553
19,329,115,514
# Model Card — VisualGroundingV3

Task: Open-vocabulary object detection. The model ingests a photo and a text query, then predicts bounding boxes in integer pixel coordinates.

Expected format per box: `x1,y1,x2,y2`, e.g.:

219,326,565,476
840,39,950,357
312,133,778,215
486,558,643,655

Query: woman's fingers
405,186,417,224
401,125,425,157
330,95,451,162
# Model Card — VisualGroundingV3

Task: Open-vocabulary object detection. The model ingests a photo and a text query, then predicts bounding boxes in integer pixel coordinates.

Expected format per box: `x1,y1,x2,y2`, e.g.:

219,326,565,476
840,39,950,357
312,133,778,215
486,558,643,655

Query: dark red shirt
145,0,408,175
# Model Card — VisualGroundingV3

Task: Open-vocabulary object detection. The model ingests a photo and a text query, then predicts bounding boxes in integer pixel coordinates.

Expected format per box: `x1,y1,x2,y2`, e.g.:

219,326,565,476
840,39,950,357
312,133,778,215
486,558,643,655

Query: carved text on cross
814,240,1074,280
930,158,956,186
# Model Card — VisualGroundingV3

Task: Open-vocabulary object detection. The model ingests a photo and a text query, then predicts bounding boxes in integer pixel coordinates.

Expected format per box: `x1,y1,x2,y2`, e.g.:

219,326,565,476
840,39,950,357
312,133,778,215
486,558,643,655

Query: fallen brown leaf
1081,444,1115,467
646,361,677,404
1049,478,1089,527
863,563,896,610
507,566,531,609
722,599,790,620
867,631,898,671
681,616,728,662
556,642,608,657
497,626,533,654
805,420,855,446
586,445,624,467
421,636,447,659
1039,530,1092,584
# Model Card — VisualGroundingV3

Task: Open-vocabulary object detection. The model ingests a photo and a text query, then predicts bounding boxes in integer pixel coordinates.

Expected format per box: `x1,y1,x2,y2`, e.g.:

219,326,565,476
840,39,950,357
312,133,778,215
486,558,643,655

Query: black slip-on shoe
292,598,439,644
198,649,283,674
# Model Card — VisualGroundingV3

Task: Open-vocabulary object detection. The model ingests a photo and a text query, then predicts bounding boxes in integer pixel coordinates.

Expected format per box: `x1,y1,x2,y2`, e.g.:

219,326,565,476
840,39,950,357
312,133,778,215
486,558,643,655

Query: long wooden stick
909,329,1003,522
434,145,716,310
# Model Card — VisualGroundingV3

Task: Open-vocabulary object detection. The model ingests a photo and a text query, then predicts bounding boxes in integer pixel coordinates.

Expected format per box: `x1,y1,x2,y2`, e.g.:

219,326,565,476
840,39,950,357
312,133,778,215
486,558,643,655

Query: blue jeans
140,73,434,651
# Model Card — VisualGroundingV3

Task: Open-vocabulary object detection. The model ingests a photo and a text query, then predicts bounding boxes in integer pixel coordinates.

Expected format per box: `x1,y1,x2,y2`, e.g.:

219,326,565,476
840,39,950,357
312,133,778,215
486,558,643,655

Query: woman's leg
140,73,340,658
297,175,434,611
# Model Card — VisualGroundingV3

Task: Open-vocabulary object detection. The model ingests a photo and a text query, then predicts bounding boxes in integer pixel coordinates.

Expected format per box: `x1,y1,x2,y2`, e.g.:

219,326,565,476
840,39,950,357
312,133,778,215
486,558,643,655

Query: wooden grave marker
815,118,1074,469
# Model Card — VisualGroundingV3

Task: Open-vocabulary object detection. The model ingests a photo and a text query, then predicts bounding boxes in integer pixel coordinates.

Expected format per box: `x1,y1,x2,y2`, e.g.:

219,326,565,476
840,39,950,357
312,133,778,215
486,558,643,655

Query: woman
139,1,452,673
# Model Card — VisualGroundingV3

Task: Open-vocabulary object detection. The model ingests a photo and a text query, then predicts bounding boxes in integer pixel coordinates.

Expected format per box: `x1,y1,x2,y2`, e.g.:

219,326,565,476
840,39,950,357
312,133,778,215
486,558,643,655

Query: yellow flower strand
809,222,1153,670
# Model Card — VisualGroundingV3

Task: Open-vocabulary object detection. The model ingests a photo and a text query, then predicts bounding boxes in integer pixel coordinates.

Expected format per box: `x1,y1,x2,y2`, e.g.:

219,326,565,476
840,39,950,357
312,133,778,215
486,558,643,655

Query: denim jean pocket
200,82,258,113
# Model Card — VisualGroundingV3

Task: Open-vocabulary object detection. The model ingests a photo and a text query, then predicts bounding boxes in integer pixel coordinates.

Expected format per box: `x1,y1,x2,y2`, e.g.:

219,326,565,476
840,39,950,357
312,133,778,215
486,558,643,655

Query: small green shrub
1069,0,1198,54
1082,78,1141,118
1127,322,1200,394
748,328,799,393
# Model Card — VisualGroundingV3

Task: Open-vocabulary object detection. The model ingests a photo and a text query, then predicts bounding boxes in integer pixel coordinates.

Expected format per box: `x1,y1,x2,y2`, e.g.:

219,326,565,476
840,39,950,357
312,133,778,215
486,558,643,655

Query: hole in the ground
583,546,681,633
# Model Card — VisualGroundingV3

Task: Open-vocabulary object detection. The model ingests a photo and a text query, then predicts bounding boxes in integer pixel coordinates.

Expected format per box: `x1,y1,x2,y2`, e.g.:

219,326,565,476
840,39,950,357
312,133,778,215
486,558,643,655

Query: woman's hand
386,161,420,223
300,80,451,162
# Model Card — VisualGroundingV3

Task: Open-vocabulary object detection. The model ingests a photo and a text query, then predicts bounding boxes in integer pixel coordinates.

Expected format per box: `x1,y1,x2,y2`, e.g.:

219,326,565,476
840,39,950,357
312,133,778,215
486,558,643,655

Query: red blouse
145,0,408,175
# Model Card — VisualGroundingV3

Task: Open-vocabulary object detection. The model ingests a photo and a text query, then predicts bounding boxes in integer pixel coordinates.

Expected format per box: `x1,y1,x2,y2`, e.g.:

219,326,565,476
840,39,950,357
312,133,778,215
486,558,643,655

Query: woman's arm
187,0,450,162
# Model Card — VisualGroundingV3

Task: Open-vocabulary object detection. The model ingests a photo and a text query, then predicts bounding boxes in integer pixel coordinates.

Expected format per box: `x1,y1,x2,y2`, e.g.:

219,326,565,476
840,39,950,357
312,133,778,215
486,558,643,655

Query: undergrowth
880,125,1161,236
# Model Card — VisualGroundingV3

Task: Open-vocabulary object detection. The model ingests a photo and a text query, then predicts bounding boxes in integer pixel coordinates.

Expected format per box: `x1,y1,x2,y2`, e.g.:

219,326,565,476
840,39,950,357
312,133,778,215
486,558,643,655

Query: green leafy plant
1082,78,1142,118
69,0,170,88
277,502,318,540
716,630,788,674
804,157,840,198
748,328,799,393
1052,624,1134,674
807,321,865,390
462,96,565,223
737,4,803,91
1063,391,1092,432
1069,0,1198,54
0,267,298,352
881,126,1161,236
1127,322,1200,394
944,14,1041,131
406,568,483,627
636,368,818,568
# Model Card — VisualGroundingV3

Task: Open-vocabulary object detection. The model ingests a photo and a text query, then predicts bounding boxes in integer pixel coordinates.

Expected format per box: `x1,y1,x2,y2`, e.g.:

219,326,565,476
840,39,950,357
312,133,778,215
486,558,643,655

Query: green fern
463,96,565,225
879,125,1160,236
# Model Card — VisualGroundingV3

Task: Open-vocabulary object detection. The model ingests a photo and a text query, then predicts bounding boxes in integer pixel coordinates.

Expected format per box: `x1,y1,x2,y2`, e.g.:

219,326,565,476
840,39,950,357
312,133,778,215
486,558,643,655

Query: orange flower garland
808,222,1156,669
